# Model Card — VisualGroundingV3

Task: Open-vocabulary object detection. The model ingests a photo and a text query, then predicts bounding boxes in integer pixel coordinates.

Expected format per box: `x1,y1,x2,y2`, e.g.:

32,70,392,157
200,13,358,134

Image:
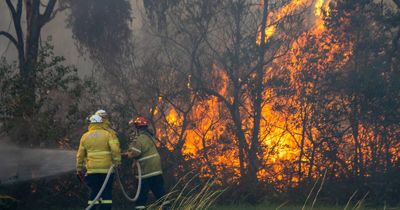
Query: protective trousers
86,174,114,210
135,175,166,210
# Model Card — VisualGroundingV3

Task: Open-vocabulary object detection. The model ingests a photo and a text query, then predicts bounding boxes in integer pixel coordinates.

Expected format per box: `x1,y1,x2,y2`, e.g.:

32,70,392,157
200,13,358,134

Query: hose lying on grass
85,161,142,210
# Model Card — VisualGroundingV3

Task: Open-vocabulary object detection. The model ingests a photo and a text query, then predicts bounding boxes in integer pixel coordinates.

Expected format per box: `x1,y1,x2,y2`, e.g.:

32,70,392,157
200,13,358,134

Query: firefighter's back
82,128,114,174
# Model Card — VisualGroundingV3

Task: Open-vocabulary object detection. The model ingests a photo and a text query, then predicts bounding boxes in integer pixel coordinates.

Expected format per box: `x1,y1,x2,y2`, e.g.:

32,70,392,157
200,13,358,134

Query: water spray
0,144,76,184
0,142,143,209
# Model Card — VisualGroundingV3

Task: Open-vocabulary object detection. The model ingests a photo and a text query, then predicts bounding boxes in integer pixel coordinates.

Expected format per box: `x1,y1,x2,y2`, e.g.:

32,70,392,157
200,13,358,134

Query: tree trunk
299,105,307,180
1,0,57,144
307,131,316,182
230,102,247,180
350,100,363,177
248,0,269,186
21,0,42,116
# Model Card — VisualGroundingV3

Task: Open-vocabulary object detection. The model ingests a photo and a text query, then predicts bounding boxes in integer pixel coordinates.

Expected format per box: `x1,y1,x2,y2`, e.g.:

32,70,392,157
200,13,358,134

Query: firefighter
126,116,167,210
76,114,121,210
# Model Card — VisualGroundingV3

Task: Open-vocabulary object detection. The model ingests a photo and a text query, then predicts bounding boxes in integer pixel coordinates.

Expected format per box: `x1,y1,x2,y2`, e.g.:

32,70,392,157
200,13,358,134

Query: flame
314,0,326,16
258,0,331,44
258,0,311,44
314,0,331,32
158,0,356,188
166,109,179,126
255,0,345,185
157,67,239,180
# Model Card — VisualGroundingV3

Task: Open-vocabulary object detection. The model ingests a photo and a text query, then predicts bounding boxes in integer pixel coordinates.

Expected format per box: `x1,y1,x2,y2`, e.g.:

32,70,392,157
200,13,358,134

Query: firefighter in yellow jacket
126,116,166,210
76,114,121,210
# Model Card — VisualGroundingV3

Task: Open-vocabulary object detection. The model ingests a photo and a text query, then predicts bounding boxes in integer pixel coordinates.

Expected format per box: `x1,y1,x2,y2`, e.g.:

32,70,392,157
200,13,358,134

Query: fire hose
117,161,142,202
85,161,142,210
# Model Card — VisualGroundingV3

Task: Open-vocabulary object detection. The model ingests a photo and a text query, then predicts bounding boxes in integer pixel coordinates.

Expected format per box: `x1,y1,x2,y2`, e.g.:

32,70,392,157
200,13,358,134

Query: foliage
65,0,132,63
0,39,97,146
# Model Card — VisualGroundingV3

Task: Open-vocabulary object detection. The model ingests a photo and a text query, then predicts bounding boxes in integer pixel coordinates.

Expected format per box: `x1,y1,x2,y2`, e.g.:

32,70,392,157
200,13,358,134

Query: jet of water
0,143,76,184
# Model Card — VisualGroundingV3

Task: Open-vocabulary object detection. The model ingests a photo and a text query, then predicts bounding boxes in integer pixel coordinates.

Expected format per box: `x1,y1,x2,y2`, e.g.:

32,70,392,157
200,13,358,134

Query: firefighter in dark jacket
76,114,121,210
126,116,166,210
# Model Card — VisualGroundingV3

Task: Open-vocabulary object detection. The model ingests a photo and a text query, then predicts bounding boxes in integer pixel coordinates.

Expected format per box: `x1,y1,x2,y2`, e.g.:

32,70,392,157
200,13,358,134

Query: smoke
0,1,93,76
0,142,76,185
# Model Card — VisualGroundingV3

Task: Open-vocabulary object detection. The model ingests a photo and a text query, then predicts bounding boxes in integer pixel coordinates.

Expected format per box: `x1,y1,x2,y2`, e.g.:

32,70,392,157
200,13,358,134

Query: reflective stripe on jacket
76,124,121,174
127,131,162,178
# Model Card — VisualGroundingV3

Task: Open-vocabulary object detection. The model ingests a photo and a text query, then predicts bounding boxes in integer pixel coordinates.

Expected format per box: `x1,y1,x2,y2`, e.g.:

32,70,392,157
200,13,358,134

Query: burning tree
135,0,400,203
1,0,400,208
136,0,331,200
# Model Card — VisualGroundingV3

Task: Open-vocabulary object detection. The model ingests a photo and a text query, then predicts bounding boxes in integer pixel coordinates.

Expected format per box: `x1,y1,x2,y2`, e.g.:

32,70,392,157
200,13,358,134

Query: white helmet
95,109,108,118
89,114,103,123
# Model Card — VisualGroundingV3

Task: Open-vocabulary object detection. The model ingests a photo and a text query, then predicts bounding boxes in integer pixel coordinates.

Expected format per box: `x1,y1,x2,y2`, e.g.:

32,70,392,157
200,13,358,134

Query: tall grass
300,170,371,210
144,170,378,210
146,174,224,210
15,171,396,210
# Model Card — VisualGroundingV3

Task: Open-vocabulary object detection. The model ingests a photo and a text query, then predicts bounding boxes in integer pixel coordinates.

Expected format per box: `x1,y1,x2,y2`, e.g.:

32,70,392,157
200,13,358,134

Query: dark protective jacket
127,130,162,178
76,123,121,173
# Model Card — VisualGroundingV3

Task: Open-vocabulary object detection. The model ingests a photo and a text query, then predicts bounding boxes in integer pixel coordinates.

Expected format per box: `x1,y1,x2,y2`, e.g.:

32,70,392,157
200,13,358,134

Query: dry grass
32,171,400,210
146,174,224,210
144,170,393,210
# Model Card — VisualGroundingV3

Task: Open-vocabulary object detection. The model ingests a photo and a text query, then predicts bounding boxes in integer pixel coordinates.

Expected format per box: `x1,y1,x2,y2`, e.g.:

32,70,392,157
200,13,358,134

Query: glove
114,163,122,172
113,159,122,167
76,171,85,183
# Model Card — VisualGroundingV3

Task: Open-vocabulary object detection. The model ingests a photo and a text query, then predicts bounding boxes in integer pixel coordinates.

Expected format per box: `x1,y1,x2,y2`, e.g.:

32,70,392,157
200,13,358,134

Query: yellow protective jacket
102,119,118,138
76,124,121,174
127,131,163,178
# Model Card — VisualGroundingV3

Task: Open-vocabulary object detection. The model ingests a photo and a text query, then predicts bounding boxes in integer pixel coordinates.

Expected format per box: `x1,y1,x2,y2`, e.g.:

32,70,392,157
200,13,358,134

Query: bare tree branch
5,0,18,18
195,86,233,110
49,4,70,21
40,0,57,26
4,0,24,64
0,31,18,49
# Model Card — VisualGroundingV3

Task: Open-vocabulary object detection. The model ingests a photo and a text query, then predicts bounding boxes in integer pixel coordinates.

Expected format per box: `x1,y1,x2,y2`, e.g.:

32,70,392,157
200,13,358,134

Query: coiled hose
85,161,142,210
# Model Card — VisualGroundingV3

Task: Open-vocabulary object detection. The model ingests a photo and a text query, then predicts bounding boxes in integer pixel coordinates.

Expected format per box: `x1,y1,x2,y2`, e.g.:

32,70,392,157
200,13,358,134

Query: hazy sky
0,1,95,76
0,0,145,77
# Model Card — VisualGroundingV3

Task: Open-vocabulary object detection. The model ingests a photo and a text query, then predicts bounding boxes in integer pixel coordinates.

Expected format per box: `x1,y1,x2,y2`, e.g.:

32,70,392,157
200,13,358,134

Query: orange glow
314,0,331,32
156,0,359,189
258,0,332,44
258,0,312,44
